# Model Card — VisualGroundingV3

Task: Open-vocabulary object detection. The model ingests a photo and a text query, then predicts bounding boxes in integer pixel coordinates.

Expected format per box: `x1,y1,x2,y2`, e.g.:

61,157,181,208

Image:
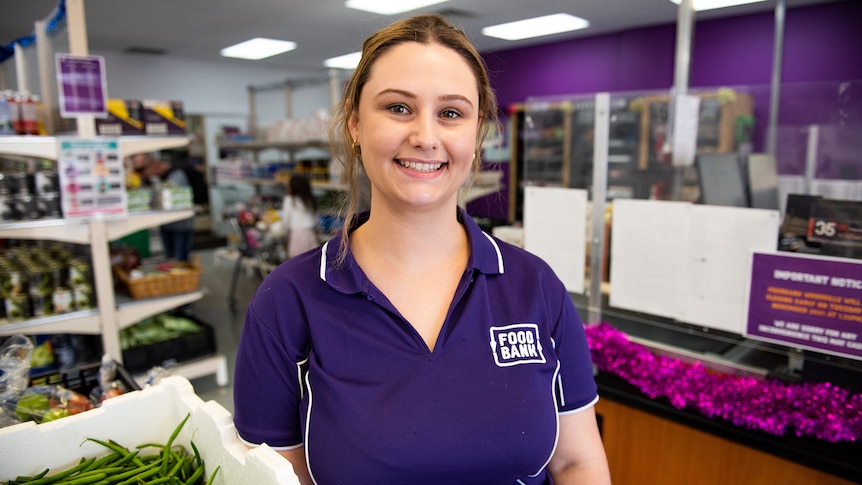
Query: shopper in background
281,174,319,258
233,13,610,485
133,153,195,261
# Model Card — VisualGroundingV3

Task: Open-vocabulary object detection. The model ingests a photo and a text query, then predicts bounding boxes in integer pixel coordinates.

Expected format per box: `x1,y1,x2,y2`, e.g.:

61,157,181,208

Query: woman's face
349,41,480,212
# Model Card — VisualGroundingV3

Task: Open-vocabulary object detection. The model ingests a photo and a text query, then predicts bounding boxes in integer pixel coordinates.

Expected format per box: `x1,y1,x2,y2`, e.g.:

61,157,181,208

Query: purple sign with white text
746,251,862,360
56,54,108,117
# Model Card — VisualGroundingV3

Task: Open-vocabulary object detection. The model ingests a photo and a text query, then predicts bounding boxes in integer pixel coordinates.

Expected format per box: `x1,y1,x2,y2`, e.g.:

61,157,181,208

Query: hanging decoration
0,0,67,63
584,322,862,443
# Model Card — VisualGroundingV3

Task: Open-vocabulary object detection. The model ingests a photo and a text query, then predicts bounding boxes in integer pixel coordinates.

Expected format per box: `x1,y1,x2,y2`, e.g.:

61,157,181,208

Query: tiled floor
180,247,265,415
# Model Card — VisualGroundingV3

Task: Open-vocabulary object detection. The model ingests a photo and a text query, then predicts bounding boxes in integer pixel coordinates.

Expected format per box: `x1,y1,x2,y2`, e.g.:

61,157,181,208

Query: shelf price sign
807,199,862,248
58,137,127,218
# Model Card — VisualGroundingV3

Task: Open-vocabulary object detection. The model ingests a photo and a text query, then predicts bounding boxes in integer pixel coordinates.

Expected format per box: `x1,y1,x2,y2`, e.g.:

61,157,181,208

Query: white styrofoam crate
0,376,299,484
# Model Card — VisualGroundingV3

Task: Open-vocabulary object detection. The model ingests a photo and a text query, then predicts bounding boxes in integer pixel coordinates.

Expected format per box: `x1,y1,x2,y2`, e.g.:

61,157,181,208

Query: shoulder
249,248,323,308
494,235,559,281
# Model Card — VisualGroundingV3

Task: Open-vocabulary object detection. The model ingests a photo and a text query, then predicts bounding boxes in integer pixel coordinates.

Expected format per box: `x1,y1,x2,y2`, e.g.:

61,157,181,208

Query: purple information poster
55,54,108,118
745,251,862,360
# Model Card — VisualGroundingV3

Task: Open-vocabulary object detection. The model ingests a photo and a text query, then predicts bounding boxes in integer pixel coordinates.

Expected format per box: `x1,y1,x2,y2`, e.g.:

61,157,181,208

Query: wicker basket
115,256,202,299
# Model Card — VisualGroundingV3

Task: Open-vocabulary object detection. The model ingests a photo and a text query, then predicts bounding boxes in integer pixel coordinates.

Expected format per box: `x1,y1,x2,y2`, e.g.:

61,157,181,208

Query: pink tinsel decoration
584,322,862,442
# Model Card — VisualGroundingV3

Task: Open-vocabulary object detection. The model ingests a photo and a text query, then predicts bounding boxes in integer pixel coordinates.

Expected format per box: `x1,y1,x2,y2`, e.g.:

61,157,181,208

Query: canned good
73,284,93,310
69,260,91,286
36,193,62,219
34,170,60,195
27,265,53,295
0,266,25,296
9,172,33,195
0,173,12,195
0,194,15,221
46,261,66,288
4,293,30,321
30,290,52,317
13,193,39,220
53,287,73,314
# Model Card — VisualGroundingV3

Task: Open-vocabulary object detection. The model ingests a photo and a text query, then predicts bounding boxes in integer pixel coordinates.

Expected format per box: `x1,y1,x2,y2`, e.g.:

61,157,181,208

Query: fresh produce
1,413,220,485
11,386,94,424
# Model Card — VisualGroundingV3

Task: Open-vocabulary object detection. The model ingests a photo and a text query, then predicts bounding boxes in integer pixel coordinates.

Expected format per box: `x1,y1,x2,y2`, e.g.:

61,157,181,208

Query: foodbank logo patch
489,323,546,367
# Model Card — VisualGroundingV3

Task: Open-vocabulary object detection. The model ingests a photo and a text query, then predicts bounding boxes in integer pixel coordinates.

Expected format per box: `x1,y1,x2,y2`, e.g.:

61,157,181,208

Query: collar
319,208,504,294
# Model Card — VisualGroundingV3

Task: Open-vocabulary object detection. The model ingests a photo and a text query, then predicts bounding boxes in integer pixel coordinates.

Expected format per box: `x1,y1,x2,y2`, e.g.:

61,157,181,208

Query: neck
352,203,467,269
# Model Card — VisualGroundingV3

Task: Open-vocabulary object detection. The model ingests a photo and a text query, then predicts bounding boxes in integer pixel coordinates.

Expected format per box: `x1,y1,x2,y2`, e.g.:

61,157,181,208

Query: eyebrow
375,88,474,108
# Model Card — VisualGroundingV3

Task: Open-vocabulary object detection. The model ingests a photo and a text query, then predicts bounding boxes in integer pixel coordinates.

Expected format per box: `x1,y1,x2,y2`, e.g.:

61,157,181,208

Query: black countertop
596,372,862,484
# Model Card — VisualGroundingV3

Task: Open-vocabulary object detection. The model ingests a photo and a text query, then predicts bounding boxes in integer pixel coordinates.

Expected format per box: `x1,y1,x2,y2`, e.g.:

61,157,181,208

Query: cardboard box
143,99,186,135
95,99,144,136
0,376,300,484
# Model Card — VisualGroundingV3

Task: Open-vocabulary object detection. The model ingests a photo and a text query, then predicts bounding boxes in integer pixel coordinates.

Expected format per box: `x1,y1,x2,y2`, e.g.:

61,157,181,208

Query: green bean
160,414,190,476
21,457,97,485
85,439,145,468
101,460,160,483
114,464,162,485
82,453,121,473
54,471,107,485
203,466,220,485
180,464,204,485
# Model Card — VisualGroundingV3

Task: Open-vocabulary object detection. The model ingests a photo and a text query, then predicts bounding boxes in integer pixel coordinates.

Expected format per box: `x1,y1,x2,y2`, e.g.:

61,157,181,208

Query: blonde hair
329,13,499,264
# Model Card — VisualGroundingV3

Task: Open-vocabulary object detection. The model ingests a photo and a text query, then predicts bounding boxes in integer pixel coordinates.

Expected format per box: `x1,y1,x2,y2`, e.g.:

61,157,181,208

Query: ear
348,112,360,141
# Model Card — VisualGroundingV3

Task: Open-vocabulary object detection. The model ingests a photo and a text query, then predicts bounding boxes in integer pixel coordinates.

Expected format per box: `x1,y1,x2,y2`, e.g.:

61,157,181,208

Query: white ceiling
1,0,838,77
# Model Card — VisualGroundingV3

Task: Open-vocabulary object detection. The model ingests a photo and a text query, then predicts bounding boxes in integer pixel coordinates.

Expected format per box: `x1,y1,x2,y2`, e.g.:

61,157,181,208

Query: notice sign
58,138,127,218
745,251,862,360
56,54,108,117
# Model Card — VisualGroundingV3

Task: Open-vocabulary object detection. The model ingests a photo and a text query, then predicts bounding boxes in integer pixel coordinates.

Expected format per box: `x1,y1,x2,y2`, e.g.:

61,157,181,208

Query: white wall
96,51,334,166
98,51,331,120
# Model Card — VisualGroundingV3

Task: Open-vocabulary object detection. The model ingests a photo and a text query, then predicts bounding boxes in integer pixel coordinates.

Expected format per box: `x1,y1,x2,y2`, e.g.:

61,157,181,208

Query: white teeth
397,160,443,172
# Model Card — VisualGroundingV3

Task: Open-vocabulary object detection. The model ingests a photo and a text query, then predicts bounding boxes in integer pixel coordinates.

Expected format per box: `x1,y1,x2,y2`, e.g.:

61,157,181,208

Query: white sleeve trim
236,432,304,451
558,394,599,415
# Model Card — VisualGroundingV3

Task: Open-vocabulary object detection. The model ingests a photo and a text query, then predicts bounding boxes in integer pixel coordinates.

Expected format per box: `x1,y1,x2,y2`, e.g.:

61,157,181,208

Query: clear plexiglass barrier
515,80,862,388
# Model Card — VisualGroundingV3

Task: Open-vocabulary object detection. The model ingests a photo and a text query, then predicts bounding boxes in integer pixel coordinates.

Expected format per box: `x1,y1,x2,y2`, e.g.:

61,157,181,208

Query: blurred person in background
133,153,194,261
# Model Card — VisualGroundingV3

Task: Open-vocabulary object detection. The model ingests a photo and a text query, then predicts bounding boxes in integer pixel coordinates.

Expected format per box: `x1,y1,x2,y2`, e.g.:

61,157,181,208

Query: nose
409,113,439,151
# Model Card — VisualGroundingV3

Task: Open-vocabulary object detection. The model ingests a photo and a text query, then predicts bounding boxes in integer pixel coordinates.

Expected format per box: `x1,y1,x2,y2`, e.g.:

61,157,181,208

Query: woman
281,174,319,258
233,13,611,484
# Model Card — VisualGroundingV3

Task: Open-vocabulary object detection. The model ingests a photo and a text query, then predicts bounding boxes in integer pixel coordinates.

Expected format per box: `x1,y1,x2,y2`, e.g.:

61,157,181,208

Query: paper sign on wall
672,94,700,167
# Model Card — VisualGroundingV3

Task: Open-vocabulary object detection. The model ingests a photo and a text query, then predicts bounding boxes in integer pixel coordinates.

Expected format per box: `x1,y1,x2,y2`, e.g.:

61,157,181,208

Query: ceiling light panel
482,13,590,41
220,38,297,60
668,0,767,11
324,51,362,70
345,0,450,15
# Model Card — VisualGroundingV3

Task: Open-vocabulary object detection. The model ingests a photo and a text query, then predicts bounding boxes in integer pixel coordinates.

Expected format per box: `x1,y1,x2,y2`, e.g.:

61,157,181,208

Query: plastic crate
0,376,300,484
29,360,141,397
122,315,217,374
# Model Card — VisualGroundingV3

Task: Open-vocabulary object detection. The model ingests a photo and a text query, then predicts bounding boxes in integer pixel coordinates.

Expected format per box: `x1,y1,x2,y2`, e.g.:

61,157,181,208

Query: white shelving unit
0,135,229,387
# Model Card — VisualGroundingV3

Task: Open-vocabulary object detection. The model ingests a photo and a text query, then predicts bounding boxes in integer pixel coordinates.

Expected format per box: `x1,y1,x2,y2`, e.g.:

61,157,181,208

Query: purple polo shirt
233,209,598,484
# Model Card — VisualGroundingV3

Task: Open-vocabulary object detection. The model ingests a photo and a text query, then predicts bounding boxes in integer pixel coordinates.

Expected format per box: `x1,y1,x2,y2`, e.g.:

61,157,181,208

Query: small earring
352,139,361,156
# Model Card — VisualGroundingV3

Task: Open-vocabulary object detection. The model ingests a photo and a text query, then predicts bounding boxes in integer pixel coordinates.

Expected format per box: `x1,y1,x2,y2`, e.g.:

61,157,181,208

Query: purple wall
483,1,862,110
469,1,862,219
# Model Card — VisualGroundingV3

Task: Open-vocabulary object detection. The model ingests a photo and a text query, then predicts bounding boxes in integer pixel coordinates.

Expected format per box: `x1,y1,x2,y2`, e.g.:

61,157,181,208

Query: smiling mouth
397,160,444,173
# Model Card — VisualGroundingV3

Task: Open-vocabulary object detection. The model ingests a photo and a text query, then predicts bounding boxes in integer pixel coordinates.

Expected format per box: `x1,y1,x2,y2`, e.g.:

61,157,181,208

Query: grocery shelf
1,135,227,387
132,355,230,388
0,217,90,244
116,290,205,330
0,134,193,160
216,139,328,153
0,309,101,337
